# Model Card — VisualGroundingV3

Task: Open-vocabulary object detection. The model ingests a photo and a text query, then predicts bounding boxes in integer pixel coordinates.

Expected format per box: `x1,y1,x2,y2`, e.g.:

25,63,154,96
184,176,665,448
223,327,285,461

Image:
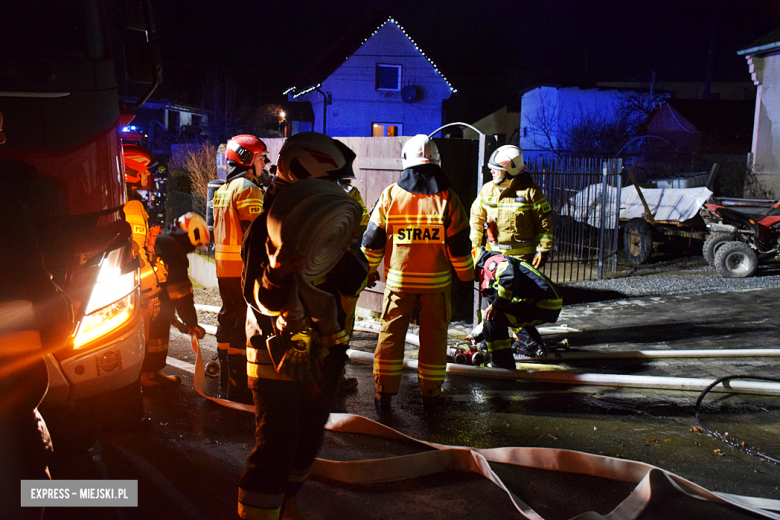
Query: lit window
372,123,403,137
376,64,402,91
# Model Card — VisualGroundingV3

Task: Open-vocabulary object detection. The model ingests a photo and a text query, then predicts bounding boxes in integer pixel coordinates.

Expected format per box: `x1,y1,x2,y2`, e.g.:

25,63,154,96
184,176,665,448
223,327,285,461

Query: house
738,28,780,197
284,17,456,137
518,85,639,160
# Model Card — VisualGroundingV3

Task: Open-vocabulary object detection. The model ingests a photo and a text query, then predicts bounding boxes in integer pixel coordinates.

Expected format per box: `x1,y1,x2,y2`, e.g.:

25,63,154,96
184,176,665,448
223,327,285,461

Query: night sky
154,0,780,118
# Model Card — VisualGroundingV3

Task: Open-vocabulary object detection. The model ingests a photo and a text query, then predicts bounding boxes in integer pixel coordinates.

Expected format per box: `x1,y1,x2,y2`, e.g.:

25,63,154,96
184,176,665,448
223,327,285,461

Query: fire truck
0,1,162,412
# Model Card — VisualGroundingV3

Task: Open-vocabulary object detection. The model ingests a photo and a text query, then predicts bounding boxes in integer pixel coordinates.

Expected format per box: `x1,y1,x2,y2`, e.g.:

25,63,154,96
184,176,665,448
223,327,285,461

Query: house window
376,64,402,91
372,123,403,137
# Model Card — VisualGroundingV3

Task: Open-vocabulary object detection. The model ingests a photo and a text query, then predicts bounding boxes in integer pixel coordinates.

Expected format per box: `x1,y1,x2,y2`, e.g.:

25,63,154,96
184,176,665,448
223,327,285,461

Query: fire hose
188,335,780,519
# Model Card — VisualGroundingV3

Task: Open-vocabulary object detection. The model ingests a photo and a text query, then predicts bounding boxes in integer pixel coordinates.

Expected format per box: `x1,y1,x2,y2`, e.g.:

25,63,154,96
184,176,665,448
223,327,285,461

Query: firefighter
469,249,562,369
0,159,73,520
469,145,552,268
122,145,177,389
123,144,162,305
144,212,208,387
212,135,267,400
239,132,368,520
362,134,474,413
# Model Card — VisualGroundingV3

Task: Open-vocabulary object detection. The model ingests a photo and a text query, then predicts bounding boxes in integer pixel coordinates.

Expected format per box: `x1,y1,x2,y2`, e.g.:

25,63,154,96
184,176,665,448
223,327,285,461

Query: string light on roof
285,16,457,96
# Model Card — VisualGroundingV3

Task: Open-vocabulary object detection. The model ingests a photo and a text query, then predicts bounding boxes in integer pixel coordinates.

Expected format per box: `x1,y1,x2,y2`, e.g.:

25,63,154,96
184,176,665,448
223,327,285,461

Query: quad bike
699,200,780,278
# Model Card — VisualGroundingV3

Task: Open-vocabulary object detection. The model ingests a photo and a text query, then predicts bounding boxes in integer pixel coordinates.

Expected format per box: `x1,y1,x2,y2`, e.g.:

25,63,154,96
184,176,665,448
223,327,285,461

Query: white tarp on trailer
561,185,712,229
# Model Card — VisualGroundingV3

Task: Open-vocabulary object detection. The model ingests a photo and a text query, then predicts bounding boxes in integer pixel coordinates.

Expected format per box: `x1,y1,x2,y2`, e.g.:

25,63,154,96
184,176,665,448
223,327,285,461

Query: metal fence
527,157,623,282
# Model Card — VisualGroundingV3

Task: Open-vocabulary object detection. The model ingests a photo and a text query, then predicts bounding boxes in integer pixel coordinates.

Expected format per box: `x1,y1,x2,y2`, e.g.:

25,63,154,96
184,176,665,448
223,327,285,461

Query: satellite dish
401,85,419,103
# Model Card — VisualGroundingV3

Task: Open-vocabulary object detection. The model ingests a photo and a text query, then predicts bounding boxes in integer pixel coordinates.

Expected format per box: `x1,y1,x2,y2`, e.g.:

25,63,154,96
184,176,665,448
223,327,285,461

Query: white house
285,17,455,138
518,86,636,160
738,28,780,197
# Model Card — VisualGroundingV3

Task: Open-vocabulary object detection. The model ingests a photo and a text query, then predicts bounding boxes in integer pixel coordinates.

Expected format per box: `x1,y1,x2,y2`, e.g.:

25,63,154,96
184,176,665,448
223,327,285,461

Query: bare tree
167,142,217,218
527,90,662,157
201,74,251,145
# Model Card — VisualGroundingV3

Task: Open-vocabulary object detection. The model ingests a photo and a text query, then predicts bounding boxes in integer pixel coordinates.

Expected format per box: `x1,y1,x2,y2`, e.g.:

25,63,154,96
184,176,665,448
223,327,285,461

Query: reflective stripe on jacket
124,199,160,298
213,177,263,278
478,252,561,314
470,176,553,257
362,182,474,293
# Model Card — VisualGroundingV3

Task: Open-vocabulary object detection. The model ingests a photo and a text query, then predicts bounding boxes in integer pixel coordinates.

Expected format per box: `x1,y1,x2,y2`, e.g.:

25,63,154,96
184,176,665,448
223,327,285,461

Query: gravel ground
565,254,780,298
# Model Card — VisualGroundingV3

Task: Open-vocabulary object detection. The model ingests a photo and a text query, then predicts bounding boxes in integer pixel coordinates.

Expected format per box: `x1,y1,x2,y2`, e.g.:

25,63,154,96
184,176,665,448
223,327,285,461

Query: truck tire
623,218,654,265
702,232,735,265
714,241,758,278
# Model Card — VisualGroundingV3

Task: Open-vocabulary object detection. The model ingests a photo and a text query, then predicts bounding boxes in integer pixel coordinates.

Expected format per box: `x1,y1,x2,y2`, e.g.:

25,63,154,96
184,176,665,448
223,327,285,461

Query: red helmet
123,144,153,188
226,135,268,167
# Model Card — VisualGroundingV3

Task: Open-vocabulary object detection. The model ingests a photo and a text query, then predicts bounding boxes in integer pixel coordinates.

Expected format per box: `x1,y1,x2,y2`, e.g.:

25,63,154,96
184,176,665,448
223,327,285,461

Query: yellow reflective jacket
212,177,263,278
123,198,160,298
362,165,474,293
469,175,552,258
344,184,369,235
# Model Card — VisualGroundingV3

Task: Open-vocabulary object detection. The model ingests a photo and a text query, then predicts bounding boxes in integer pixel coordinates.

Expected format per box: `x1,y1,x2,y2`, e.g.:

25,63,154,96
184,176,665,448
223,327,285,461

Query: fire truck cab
0,1,162,411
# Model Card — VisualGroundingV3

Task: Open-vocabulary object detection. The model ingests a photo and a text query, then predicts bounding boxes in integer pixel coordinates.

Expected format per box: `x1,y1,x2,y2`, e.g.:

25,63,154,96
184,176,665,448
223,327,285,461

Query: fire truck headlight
73,249,139,349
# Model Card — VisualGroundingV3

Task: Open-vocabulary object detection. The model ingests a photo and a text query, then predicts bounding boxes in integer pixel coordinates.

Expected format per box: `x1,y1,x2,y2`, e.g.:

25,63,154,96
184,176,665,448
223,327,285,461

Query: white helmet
178,212,210,247
402,134,440,169
488,145,525,177
276,132,356,183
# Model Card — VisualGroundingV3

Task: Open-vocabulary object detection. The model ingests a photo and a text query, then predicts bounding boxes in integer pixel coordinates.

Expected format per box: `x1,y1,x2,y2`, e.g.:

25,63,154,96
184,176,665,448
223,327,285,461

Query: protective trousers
374,288,450,398
238,346,347,520
142,293,173,372
217,277,248,394
480,302,517,371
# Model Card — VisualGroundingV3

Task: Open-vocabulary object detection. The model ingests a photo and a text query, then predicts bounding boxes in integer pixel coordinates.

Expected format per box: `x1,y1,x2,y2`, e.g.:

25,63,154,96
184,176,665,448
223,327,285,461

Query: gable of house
286,17,455,137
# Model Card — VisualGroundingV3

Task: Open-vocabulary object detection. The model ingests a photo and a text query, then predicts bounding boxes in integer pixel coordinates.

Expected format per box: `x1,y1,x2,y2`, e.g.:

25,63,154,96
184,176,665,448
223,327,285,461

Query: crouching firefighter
142,213,208,388
238,132,368,520
471,249,562,369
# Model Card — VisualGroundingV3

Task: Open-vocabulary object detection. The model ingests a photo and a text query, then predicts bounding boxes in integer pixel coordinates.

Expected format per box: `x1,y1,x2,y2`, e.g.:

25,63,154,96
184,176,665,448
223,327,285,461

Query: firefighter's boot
281,495,305,520
141,371,181,389
228,353,251,403
490,349,516,370
337,366,358,394
422,389,446,414
374,392,392,413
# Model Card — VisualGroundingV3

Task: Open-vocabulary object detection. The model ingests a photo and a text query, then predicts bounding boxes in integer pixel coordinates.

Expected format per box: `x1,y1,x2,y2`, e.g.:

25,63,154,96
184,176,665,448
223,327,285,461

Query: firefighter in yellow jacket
212,135,267,400
469,145,552,268
362,134,474,412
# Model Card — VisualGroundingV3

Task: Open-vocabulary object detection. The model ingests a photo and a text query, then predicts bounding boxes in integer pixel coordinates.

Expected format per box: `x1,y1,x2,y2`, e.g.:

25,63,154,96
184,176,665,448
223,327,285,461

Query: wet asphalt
43,282,780,520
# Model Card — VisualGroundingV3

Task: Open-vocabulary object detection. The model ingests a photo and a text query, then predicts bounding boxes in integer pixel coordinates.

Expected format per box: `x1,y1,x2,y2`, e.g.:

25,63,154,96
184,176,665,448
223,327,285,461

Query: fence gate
526,157,623,283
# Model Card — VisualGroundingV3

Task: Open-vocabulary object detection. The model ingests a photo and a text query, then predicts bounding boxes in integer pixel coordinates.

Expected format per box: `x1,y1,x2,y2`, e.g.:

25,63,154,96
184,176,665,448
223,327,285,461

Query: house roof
284,16,456,98
737,27,780,56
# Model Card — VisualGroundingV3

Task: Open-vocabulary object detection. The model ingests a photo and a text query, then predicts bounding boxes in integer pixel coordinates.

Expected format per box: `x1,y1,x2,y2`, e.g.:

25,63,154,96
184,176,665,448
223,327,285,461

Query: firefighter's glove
189,324,206,340
277,334,315,382
366,272,379,289
532,252,548,269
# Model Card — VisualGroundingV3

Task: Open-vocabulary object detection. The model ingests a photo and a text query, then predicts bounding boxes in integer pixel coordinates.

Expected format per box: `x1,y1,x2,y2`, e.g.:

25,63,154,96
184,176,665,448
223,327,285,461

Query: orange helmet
123,144,153,188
